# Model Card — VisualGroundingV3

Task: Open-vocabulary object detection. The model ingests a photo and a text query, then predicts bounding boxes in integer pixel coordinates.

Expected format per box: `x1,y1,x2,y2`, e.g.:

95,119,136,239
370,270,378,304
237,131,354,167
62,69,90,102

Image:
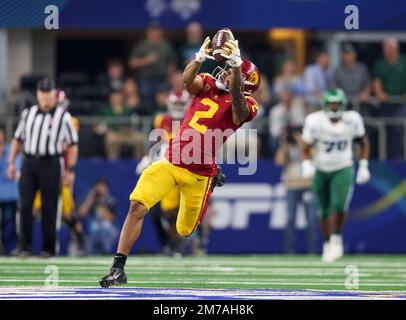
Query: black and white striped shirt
14,105,79,157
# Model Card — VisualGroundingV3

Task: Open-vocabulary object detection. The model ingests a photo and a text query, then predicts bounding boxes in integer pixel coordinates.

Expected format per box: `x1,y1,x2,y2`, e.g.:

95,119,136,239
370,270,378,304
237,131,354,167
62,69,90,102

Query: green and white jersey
302,110,365,172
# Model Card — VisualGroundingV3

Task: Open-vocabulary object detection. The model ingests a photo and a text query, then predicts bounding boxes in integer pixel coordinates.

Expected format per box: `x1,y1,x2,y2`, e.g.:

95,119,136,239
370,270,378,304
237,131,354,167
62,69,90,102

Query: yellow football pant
160,186,180,212
129,158,213,237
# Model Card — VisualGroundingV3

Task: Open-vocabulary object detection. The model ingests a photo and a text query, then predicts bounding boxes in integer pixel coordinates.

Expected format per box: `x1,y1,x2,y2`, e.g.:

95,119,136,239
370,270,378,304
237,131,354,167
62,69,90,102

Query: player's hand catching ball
302,159,316,179
221,39,242,67
195,37,215,63
356,159,370,184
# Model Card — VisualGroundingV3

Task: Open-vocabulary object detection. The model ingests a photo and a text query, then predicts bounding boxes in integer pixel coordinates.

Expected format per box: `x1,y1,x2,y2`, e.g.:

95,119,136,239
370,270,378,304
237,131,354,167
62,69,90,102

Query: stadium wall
26,159,406,254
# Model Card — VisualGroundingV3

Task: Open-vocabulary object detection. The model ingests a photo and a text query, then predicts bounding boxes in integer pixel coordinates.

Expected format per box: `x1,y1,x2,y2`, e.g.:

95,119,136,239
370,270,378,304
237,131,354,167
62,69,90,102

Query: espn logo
211,183,313,230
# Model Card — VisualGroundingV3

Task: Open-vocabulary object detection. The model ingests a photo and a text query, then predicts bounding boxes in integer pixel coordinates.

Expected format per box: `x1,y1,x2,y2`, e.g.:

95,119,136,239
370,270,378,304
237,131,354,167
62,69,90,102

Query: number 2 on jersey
188,98,219,134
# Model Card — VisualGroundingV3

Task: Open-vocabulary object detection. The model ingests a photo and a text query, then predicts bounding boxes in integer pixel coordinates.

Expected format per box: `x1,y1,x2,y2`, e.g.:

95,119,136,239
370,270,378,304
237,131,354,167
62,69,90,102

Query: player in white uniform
301,88,371,262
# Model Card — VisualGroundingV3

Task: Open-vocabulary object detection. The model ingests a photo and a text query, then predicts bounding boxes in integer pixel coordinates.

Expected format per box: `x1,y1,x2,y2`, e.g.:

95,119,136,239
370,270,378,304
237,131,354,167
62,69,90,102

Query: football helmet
322,88,347,120
166,89,190,119
212,59,261,95
56,89,70,109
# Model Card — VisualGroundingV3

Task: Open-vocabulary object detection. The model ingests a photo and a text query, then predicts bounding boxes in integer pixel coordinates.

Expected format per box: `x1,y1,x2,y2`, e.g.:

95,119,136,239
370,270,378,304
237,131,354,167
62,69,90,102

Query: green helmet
322,88,347,119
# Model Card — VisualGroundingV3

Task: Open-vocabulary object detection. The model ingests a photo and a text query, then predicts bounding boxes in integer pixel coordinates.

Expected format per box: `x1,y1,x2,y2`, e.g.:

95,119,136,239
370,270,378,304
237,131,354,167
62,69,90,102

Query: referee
7,77,79,257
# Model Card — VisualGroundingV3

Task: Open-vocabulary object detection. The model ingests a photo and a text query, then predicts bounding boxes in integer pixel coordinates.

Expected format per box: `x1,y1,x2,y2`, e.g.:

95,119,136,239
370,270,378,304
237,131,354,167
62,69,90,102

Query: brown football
211,28,235,64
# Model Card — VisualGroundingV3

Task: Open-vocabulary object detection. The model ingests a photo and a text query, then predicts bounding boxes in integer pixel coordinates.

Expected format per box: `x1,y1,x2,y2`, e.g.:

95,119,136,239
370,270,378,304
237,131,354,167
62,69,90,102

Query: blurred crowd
2,23,406,256
11,22,406,161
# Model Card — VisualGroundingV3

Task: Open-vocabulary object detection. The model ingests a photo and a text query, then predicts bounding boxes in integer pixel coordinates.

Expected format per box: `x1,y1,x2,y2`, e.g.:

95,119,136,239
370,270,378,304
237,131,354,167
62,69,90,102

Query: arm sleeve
353,112,366,138
302,115,316,144
243,96,259,123
63,112,79,145
14,109,28,141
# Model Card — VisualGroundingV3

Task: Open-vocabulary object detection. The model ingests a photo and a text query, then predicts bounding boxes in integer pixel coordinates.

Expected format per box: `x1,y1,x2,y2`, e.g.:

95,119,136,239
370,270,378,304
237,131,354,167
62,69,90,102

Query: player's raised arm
183,37,213,95
221,40,249,126
300,116,316,179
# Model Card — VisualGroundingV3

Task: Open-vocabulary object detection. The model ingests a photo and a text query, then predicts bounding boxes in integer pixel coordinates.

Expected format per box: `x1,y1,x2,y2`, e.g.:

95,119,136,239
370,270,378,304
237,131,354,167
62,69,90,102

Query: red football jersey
166,73,259,177
154,113,177,141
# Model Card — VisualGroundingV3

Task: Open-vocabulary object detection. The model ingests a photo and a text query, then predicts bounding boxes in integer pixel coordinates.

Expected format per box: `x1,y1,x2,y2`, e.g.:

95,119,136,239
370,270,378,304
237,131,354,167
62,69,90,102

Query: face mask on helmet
212,66,231,91
324,103,343,120
322,89,347,120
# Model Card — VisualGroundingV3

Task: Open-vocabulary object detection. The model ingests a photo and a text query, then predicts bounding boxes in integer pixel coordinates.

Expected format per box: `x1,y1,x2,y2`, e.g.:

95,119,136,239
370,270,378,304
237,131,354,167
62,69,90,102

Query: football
211,28,235,63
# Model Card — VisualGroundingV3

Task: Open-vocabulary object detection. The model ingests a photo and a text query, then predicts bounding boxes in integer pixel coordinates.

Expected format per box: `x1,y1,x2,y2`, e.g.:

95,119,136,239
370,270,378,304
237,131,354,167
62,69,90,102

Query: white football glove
195,37,215,63
221,39,243,67
135,155,151,175
356,159,370,184
302,159,316,179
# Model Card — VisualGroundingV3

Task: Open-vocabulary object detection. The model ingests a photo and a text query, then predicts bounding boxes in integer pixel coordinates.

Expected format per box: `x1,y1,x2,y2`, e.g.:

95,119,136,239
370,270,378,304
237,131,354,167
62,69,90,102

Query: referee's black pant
19,156,62,256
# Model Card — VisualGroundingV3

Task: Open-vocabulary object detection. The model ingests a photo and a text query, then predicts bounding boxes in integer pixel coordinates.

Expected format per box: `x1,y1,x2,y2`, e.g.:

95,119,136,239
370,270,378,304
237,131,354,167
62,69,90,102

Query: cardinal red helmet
212,59,260,95
56,89,70,109
241,59,261,95
166,89,191,119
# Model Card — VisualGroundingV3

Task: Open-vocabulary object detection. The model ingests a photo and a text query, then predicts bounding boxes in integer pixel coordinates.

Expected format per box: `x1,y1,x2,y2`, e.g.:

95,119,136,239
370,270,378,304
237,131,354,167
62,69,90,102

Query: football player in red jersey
100,35,260,287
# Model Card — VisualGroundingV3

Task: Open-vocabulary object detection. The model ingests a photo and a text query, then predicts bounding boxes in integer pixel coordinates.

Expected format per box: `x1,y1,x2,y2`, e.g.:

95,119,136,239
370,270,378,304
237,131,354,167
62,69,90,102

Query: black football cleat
99,267,127,288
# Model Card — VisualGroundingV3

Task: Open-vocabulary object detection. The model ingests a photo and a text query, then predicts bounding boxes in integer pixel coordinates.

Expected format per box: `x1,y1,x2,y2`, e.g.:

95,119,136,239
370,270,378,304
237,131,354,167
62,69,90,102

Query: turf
0,255,405,292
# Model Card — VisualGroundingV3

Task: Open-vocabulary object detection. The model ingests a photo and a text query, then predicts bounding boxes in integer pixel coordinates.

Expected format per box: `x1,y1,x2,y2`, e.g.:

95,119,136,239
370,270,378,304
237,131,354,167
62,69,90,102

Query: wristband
359,159,368,168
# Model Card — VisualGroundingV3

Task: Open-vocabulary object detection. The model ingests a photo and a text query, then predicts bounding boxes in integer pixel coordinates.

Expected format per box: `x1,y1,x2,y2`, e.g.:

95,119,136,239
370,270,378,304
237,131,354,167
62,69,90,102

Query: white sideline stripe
1,278,405,283
1,279,406,286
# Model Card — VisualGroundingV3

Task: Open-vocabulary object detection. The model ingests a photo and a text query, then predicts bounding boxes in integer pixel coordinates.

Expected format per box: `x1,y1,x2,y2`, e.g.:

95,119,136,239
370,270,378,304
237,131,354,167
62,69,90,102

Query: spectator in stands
0,128,21,255
373,37,406,159
97,57,125,92
374,37,406,102
269,90,306,153
253,73,271,110
333,44,371,105
169,70,185,92
97,90,145,160
129,22,176,115
304,51,333,109
274,126,316,254
78,179,118,255
179,21,203,66
179,21,216,74
274,60,304,99
122,78,141,114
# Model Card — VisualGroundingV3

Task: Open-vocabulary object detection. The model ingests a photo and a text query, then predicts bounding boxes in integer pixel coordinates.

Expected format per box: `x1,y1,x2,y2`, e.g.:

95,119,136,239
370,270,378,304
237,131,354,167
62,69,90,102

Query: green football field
0,255,405,299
